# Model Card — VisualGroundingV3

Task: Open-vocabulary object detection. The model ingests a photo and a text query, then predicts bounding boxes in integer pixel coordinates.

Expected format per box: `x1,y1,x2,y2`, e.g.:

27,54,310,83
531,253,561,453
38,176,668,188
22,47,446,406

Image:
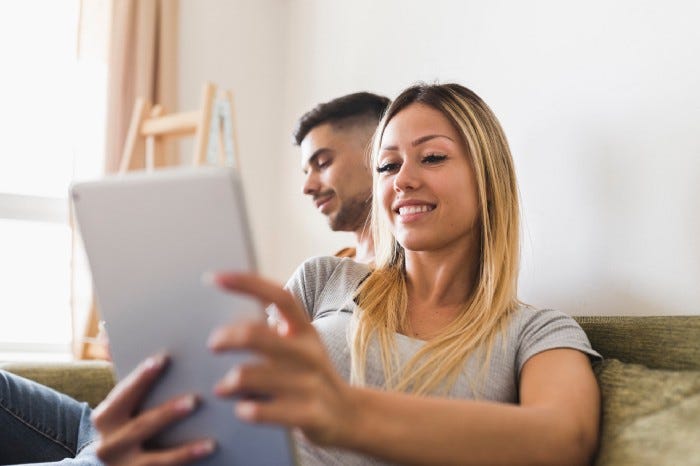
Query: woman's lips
395,203,436,223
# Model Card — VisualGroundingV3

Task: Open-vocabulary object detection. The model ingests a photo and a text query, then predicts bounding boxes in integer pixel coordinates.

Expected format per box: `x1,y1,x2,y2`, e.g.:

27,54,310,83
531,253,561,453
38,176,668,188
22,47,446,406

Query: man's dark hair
293,92,390,145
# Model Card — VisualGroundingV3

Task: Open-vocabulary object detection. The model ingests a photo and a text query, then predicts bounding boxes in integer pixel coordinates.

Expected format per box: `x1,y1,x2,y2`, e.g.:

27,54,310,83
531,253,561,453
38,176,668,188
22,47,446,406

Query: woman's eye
376,162,400,174
422,153,447,164
316,159,331,170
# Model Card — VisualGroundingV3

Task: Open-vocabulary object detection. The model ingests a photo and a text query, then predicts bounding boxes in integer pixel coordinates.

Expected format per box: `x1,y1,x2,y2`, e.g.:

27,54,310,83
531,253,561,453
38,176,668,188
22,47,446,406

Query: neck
403,234,480,309
353,225,375,264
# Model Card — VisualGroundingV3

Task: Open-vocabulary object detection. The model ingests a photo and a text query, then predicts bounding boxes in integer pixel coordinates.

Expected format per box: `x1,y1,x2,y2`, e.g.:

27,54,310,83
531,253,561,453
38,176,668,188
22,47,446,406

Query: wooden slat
140,110,199,137
193,82,216,165
119,98,151,173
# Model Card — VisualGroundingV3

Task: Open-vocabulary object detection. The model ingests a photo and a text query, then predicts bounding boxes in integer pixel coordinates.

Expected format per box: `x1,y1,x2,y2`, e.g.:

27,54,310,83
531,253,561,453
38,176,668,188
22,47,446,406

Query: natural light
0,0,107,360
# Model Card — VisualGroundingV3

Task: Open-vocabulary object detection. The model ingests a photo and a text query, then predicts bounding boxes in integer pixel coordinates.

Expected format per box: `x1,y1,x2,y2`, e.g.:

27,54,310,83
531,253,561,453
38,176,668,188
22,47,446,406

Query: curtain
75,0,179,359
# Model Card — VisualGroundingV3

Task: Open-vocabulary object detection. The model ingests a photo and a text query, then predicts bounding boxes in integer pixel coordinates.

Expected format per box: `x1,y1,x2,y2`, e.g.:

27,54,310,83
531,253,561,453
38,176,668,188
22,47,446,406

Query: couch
1,316,699,466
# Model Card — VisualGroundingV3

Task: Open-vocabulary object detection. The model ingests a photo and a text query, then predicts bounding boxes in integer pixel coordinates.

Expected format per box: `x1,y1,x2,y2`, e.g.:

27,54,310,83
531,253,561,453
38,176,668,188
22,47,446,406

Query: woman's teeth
398,205,434,215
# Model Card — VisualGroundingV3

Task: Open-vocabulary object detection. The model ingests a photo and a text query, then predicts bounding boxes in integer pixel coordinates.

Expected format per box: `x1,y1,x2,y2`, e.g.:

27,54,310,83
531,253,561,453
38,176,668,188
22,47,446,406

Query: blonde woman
92,83,601,466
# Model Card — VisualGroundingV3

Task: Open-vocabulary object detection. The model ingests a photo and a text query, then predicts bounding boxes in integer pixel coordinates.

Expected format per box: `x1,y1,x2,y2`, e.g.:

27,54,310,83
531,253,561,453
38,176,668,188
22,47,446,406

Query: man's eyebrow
380,134,454,152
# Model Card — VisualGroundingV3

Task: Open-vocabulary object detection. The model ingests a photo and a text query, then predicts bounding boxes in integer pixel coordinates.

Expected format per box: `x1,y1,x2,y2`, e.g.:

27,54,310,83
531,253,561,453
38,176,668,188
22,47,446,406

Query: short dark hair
293,92,390,145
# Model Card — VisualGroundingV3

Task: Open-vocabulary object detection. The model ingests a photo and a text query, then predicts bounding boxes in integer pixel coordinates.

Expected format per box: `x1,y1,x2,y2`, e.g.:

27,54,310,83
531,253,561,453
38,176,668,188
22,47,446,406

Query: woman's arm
210,273,600,466
340,349,599,466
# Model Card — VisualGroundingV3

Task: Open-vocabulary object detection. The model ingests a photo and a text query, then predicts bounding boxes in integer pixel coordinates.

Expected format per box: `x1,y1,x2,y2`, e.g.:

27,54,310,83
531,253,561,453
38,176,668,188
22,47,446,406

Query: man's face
300,122,373,232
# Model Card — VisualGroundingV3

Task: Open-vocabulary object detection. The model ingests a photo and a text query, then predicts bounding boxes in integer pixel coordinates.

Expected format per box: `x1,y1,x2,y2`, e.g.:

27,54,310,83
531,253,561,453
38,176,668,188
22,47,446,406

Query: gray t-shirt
276,256,600,466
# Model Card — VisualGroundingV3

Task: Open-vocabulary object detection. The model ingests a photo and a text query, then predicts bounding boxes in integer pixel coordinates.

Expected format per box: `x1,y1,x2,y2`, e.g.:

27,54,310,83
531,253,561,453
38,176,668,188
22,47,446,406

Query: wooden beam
140,110,199,137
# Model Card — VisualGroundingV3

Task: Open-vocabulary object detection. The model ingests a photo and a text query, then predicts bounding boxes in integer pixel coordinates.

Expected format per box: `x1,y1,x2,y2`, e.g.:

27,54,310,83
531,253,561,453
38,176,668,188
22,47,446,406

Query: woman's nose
393,162,420,193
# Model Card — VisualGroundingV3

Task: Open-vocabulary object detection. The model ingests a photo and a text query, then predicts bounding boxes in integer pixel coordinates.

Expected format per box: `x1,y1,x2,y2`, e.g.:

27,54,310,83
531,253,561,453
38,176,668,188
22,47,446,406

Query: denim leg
0,370,102,465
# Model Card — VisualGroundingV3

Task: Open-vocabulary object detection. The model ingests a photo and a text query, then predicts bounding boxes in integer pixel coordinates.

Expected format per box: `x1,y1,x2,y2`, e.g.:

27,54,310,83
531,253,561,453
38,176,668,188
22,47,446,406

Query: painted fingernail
191,439,216,457
174,395,196,413
201,271,217,287
207,331,221,349
236,401,256,419
226,369,241,387
216,369,241,395
144,354,166,372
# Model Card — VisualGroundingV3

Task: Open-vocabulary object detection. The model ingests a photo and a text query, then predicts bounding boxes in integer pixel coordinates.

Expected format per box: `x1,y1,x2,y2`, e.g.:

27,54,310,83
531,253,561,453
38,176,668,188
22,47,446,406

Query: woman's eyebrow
412,134,454,146
380,134,454,152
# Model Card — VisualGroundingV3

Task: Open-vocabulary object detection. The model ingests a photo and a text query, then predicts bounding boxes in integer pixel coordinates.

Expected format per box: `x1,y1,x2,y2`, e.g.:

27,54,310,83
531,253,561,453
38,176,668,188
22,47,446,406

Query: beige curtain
105,0,179,172
77,0,179,359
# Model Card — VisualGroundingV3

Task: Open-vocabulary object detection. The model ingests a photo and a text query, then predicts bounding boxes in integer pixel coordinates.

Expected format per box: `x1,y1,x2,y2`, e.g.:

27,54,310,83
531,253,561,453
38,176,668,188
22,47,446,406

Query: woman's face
377,103,480,254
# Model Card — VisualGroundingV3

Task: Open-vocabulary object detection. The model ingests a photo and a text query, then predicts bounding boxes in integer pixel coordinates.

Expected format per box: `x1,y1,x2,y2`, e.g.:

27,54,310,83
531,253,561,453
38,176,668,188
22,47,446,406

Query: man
293,92,390,263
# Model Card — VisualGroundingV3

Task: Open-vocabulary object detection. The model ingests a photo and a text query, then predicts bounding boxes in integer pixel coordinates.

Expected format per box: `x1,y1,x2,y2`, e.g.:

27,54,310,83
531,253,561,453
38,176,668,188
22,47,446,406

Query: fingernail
214,369,239,396
145,354,166,372
201,271,217,287
226,369,241,387
191,439,216,457
236,401,256,419
174,395,196,413
207,330,221,349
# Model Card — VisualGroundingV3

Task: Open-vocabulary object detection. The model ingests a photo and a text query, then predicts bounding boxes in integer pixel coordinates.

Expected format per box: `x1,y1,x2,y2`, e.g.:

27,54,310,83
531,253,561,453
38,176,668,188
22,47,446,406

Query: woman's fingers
95,394,199,459
97,439,215,466
139,439,217,466
214,362,314,398
211,273,310,334
233,397,334,446
208,321,315,368
92,354,168,431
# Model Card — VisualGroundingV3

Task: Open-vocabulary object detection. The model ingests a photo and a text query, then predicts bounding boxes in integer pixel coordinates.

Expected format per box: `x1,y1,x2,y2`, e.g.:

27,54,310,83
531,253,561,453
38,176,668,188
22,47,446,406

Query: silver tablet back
72,166,297,465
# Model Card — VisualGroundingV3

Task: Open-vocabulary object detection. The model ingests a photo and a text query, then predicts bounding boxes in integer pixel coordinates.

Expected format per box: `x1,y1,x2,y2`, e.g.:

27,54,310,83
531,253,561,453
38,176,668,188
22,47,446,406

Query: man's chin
327,218,344,232
327,214,348,232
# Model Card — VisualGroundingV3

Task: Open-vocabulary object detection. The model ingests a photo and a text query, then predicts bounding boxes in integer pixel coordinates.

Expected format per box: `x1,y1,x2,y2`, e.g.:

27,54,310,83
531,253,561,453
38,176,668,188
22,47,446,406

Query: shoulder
293,255,370,285
334,247,357,259
509,306,601,376
512,306,581,331
284,256,370,318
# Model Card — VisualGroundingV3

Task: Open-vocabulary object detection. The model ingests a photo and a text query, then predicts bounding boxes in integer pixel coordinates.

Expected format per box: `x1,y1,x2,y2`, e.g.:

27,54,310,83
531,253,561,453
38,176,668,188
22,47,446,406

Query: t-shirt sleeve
516,308,601,377
266,256,343,324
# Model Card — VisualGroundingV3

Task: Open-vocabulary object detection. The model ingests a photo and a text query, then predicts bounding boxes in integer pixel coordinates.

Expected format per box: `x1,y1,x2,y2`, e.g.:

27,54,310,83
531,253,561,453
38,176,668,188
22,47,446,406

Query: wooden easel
78,82,241,359
119,82,241,172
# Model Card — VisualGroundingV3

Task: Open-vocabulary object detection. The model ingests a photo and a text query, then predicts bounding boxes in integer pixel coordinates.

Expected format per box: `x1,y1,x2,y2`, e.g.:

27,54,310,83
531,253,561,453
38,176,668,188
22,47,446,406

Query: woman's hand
91,354,216,465
208,273,359,447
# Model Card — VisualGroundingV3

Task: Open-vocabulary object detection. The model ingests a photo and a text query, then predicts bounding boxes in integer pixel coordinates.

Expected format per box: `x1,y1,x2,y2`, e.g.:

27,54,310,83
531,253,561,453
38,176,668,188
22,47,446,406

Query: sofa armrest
0,361,116,408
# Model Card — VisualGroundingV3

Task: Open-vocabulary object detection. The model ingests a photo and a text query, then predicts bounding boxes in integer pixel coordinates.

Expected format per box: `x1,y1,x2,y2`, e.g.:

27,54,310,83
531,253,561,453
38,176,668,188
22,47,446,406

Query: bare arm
210,273,600,466
340,349,600,466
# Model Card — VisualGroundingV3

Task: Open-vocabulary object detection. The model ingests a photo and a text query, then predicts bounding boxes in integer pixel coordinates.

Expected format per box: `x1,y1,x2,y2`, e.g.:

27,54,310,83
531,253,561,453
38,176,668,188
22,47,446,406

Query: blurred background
1,0,698,361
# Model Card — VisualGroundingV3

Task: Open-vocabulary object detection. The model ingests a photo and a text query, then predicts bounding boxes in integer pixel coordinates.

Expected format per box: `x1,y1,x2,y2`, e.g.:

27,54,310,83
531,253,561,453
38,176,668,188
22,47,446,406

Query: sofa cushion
576,316,700,370
593,358,700,466
0,361,115,408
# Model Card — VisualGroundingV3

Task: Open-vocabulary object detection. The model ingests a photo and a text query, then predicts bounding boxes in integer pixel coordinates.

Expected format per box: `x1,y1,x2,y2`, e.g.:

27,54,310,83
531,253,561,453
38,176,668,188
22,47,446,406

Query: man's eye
422,153,447,164
317,159,331,169
376,162,400,174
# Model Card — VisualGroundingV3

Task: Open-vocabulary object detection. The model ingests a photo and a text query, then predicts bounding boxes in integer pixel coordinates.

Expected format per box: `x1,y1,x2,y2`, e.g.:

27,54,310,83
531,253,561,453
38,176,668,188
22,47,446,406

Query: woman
92,83,601,466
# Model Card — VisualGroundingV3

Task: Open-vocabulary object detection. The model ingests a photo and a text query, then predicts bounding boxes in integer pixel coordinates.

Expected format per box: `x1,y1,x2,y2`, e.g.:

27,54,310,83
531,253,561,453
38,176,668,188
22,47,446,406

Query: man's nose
303,171,320,195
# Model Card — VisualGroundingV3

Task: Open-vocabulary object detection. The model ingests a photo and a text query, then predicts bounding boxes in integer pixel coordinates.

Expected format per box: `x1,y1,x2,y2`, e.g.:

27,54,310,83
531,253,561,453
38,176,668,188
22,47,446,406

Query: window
0,0,108,360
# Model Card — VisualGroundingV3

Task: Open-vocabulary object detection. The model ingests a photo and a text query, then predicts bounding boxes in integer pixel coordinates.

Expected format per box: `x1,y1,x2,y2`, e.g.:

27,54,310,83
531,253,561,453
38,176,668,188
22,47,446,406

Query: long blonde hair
352,83,521,395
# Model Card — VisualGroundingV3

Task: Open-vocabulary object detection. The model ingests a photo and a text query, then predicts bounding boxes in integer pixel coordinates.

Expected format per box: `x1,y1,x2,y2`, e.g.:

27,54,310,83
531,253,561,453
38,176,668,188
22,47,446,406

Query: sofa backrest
574,316,700,371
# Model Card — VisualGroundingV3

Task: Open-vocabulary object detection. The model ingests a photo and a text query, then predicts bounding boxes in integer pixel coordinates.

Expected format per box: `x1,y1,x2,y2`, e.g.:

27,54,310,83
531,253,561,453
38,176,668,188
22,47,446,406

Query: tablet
71,166,297,466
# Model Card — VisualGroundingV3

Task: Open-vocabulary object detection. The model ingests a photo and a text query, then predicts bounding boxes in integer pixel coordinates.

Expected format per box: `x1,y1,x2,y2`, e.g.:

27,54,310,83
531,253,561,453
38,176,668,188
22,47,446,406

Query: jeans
0,370,102,465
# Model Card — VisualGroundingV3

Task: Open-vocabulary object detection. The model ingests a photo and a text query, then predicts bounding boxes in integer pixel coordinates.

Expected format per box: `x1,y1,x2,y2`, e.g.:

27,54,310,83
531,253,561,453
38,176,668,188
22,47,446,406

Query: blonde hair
352,83,522,395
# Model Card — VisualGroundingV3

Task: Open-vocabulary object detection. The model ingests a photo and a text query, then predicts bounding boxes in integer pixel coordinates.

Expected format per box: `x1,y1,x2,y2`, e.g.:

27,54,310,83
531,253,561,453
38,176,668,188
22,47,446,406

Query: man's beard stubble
329,190,372,233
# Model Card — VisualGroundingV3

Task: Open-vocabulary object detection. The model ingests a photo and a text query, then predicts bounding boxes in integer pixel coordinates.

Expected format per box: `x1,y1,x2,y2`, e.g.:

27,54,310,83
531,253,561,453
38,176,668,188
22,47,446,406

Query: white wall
182,0,700,316
178,0,288,275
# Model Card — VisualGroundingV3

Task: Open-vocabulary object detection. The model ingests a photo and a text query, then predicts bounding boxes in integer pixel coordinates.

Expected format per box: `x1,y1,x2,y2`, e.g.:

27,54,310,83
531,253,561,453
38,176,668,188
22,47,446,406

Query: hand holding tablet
72,167,298,465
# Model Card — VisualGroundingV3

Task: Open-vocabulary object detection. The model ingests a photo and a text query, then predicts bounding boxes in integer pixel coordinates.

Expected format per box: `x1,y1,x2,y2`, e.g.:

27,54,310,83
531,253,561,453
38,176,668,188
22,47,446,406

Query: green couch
2,316,699,465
